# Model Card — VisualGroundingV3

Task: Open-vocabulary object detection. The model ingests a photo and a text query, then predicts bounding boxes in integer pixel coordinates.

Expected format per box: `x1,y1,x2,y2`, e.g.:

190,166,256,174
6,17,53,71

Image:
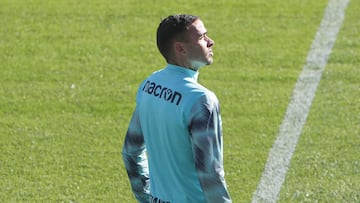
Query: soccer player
122,14,232,203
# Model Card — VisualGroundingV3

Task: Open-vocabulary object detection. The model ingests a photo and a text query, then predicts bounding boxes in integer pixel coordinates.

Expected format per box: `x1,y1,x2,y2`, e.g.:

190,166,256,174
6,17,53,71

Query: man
122,14,232,203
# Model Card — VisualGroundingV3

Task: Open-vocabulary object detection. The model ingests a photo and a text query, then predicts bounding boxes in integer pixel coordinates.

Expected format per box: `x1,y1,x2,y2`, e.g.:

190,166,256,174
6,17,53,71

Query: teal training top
122,64,231,203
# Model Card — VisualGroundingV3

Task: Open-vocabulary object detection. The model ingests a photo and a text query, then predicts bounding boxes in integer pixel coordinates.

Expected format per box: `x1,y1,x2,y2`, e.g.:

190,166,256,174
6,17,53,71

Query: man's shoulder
188,82,217,98
184,83,219,108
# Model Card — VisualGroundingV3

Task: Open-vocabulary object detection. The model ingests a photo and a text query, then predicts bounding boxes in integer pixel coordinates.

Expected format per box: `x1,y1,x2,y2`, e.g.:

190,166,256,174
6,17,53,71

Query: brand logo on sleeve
142,80,182,106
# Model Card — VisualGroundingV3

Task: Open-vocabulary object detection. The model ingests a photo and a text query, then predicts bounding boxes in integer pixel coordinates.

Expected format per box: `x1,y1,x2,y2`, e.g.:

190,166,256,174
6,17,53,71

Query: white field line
251,0,350,202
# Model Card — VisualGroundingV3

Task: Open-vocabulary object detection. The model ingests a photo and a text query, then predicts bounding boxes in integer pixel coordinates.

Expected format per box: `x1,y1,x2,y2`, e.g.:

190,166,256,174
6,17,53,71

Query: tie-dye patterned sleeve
189,94,232,203
122,108,151,203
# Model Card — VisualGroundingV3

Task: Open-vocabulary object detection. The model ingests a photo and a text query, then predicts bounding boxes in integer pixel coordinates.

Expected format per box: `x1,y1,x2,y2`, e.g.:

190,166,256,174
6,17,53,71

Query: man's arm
122,107,150,203
189,95,232,203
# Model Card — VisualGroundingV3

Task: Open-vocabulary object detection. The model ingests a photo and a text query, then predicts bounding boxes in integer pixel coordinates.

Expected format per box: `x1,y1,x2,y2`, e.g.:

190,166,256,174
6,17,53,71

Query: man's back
137,65,209,202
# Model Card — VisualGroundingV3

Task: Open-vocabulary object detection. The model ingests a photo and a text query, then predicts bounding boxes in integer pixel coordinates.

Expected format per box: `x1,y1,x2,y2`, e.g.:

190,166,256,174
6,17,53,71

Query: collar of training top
166,64,199,81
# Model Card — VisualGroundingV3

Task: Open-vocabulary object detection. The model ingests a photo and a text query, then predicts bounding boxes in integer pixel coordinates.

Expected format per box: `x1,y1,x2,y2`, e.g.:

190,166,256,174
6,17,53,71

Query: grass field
0,0,359,202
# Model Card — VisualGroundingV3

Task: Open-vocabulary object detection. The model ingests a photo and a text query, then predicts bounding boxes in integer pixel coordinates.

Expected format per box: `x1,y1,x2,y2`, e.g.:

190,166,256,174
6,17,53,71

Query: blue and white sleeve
122,107,151,203
189,94,232,203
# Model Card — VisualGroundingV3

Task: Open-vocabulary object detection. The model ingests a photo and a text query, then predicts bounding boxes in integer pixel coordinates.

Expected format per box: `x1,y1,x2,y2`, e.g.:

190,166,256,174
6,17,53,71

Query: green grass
278,1,360,202
0,0,358,202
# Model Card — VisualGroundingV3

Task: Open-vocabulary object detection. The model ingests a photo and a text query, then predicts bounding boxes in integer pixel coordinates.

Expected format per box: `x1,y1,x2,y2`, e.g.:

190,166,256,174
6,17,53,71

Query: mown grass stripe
251,0,350,202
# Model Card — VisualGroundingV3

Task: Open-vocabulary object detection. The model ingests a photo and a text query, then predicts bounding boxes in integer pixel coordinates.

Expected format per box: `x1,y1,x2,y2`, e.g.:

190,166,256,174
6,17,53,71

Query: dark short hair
156,14,199,62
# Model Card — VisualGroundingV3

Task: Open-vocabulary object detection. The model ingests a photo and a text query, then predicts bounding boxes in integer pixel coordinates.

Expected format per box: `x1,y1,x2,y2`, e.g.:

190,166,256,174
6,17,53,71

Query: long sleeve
189,95,232,203
122,107,150,203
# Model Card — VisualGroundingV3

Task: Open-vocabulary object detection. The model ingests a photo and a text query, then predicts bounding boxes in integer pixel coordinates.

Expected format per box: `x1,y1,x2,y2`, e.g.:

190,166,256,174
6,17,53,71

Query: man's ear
174,42,186,55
